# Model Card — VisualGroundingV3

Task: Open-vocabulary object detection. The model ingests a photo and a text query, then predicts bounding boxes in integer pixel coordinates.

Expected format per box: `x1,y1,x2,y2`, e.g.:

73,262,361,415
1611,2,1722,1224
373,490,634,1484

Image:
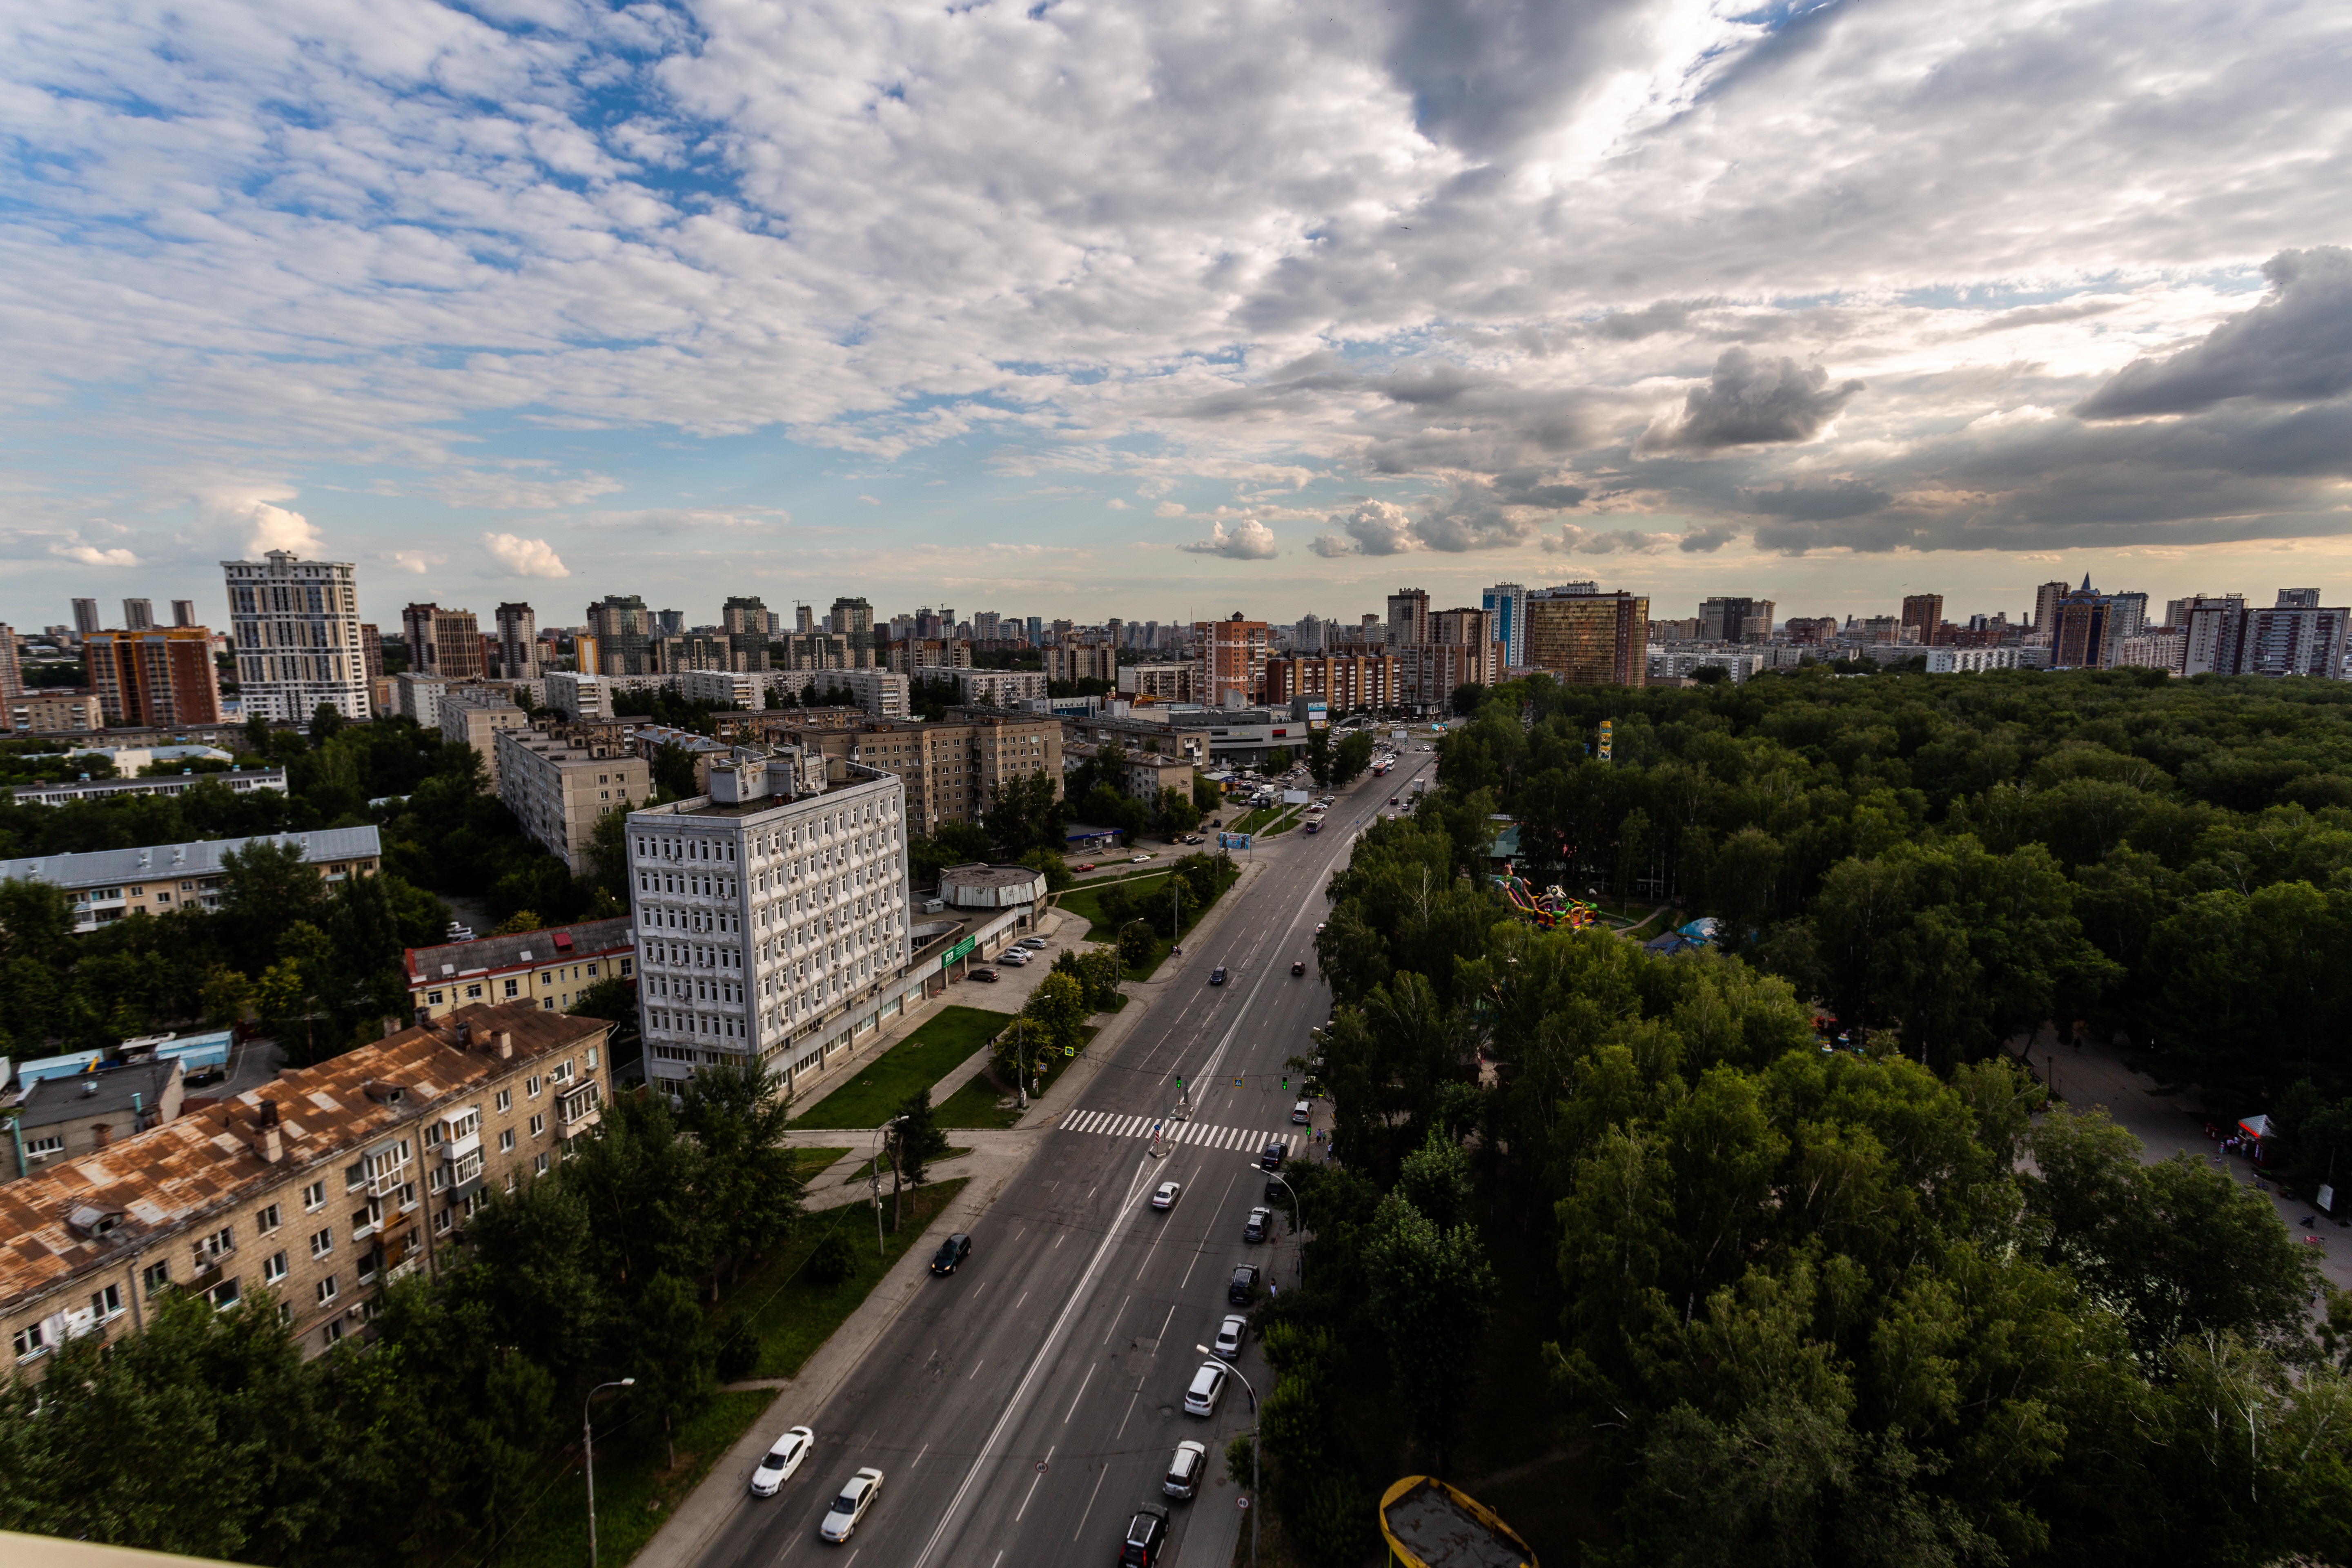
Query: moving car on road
1290,959,1306,975
1229,1264,1260,1304
1164,1440,1207,1500
1243,1206,1272,1243
1261,1138,1287,1171
1293,1099,1312,1124
1210,965,1228,985
1151,1180,1182,1211
748,1425,813,1497
817,1467,884,1543
1120,1509,1170,1566
1184,1359,1230,1416
929,1233,971,1275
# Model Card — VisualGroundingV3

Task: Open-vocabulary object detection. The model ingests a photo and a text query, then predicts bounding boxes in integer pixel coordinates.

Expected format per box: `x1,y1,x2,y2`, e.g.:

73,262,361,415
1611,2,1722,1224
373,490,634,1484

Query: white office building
628,749,915,1091
220,551,370,722
1924,647,2023,674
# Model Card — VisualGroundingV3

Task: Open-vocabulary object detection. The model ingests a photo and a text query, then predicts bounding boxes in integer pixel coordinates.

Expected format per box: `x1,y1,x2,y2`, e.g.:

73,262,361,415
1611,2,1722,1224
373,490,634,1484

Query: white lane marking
1062,1360,1098,1424
911,1443,929,1470
1013,1444,1055,1523
1072,1466,1110,1542
1156,1301,1176,1348
973,1280,987,1298
1104,1294,1129,1345
1016,1292,1029,1310
968,1359,985,1379
907,1155,1158,1568
1114,1389,1141,1439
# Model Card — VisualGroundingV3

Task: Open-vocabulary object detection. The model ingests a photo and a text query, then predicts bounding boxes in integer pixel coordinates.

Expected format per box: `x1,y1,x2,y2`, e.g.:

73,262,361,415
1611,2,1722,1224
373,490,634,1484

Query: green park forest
1245,666,2352,1567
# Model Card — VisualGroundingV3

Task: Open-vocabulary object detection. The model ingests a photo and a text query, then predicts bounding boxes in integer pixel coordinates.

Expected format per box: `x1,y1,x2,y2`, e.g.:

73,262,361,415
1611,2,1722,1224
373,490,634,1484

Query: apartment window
143,1260,172,1296
503,978,519,998
207,1278,241,1311
344,1162,365,1193
262,1251,289,1284
12,1323,46,1360
526,1075,543,1098
316,1275,339,1306
90,1284,123,1318
435,1208,453,1234
324,1319,344,1346
277,1302,294,1327
303,1180,327,1212
428,989,445,1005
534,1153,550,1175
309,1228,334,1260
25,1133,64,1160
499,1128,516,1153
256,1203,282,1235
495,1088,512,1113
198,1226,234,1263
529,1113,546,1138
466,984,483,1000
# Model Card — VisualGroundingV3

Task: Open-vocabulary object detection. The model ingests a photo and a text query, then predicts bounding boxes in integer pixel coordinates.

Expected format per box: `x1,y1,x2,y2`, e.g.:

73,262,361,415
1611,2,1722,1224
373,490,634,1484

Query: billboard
1598,718,1614,762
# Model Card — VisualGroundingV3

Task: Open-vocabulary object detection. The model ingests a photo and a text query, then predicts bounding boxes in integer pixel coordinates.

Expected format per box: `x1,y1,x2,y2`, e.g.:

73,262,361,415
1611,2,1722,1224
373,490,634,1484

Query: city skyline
2,5,2348,629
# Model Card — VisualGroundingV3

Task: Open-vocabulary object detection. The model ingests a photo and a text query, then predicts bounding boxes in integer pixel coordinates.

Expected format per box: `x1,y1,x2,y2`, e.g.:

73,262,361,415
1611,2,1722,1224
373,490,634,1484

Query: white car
818,1468,884,1543
1184,1360,1229,1417
749,1426,813,1497
1150,1180,1181,1211
1213,1313,1247,1361
999,950,1031,966
1132,853,1153,863
1164,1439,1208,1500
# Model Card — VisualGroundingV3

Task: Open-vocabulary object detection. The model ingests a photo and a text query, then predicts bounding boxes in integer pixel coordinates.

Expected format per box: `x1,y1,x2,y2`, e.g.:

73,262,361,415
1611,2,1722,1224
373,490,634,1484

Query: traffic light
1281,1077,1288,1090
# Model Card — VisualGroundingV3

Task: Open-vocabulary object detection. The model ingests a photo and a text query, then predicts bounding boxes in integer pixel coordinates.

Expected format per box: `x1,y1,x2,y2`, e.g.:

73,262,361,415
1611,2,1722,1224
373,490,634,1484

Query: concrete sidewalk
2020,1025,2349,1292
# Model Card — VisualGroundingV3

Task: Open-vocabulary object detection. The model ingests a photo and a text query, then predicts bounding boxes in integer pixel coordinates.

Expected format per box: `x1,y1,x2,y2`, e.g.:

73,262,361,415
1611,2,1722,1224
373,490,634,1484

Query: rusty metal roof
0,1003,607,1315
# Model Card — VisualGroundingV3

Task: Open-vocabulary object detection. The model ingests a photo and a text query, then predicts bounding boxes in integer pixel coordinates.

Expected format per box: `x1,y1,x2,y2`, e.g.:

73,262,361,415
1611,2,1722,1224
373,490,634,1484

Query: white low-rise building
1924,647,2023,673
0,827,382,931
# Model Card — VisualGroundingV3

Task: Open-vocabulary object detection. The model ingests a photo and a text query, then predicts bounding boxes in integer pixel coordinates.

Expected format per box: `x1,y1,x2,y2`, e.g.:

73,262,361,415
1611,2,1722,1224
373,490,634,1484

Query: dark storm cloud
2077,247,2352,418
1637,347,1865,454
1737,479,1893,519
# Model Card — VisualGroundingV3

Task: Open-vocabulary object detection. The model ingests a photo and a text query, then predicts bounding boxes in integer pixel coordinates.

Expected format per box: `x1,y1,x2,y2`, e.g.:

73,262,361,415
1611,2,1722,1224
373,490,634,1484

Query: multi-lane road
697,739,1440,1568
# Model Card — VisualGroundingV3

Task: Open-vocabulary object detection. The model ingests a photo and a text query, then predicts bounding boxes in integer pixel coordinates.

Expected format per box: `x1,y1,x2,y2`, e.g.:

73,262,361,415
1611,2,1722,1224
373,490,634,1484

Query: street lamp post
869,1116,904,1256
583,1377,636,1568
1197,1346,1261,1568
1252,1165,1307,1287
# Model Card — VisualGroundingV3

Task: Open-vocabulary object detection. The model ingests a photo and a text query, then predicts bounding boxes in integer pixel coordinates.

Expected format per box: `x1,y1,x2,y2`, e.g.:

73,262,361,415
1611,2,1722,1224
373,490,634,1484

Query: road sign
1237,1497,1250,1511
1037,1460,1049,1475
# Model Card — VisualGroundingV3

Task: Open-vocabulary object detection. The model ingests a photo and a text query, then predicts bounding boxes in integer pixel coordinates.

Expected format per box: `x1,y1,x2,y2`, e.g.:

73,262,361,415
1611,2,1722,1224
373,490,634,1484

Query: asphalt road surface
697,739,1441,1568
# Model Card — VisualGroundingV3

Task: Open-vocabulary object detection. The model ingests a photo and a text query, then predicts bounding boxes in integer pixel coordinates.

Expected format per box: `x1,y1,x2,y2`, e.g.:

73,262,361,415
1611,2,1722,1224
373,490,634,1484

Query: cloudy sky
4,0,2350,633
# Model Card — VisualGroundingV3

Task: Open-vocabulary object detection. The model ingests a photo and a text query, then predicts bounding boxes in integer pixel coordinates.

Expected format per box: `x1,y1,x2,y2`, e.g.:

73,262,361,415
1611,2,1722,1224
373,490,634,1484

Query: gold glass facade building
1524,592,1648,686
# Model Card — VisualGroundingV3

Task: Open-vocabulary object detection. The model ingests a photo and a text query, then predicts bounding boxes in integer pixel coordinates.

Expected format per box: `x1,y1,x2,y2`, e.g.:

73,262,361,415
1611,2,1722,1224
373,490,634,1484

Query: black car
1228,1264,1260,1305
1260,1139,1286,1172
1265,1178,1286,1205
929,1233,971,1276
1290,960,1305,976
1209,966,1228,986
1119,1508,1169,1566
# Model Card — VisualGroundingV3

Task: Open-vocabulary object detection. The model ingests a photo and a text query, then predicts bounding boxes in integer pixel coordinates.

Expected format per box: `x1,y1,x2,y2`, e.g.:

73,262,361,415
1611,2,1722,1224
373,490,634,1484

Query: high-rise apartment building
1481,585,1528,667
586,595,652,675
1194,614,1272,707
721,597,773,671
222,551,370,722
656,609,685,636
171,600,196,628
2279,588,2323,610
2183,596,2351,679
496,725,652,874
70,599,100,639
1386,589,1430,649
1701,597,1776,644
490,603,539,681
760,710,1058,840
2032,581,2071,634
401,604,484,681
2050,579,2111,668
1899,594,1943,644
2166,593,2243,628
1401,607,1500,708
1045,645,1116,686
828,598,876,668
1025,615,1044,645
84,627,225,727
1524,589,1648,687
628,752,911,1090
1264,653,1399,712
121,599,154,632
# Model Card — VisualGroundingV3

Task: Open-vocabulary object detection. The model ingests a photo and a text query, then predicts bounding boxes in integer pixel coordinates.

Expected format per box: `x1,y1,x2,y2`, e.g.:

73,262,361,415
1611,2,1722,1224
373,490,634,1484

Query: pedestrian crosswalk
1058,1107,1303,1154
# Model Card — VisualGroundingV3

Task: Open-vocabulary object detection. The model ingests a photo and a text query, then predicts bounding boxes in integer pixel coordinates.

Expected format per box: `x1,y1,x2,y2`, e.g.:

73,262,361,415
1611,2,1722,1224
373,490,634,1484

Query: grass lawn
934,1022,1102,1128
736,1177,972,1378
489,1388,773,1568
788,1006,1013,1129
788,1146,852,1182
1058,869,1238,980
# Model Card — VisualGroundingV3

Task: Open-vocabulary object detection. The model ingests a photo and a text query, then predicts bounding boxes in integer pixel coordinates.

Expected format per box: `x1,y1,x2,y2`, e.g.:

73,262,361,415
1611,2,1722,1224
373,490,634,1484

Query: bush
804,1227,858,1287
715,1310,760,1381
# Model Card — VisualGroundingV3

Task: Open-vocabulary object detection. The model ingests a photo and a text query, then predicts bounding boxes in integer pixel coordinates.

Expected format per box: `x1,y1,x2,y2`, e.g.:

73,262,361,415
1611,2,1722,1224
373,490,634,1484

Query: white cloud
481,532,572,578
1177,519,1281,560
383,550,449,574
50,540,140,568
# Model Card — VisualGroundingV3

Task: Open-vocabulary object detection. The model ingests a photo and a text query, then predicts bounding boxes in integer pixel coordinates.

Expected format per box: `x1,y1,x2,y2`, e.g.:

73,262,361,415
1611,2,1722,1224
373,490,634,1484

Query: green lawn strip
788,1006,1014,1129
839,1145,973,1183
788,1146,853,1181
491,1388,773,1568
737,1177,973,1379
1132,874,1241,982
1262,806,1306,836
1060,871,1177,942
934,1070,1022,1129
